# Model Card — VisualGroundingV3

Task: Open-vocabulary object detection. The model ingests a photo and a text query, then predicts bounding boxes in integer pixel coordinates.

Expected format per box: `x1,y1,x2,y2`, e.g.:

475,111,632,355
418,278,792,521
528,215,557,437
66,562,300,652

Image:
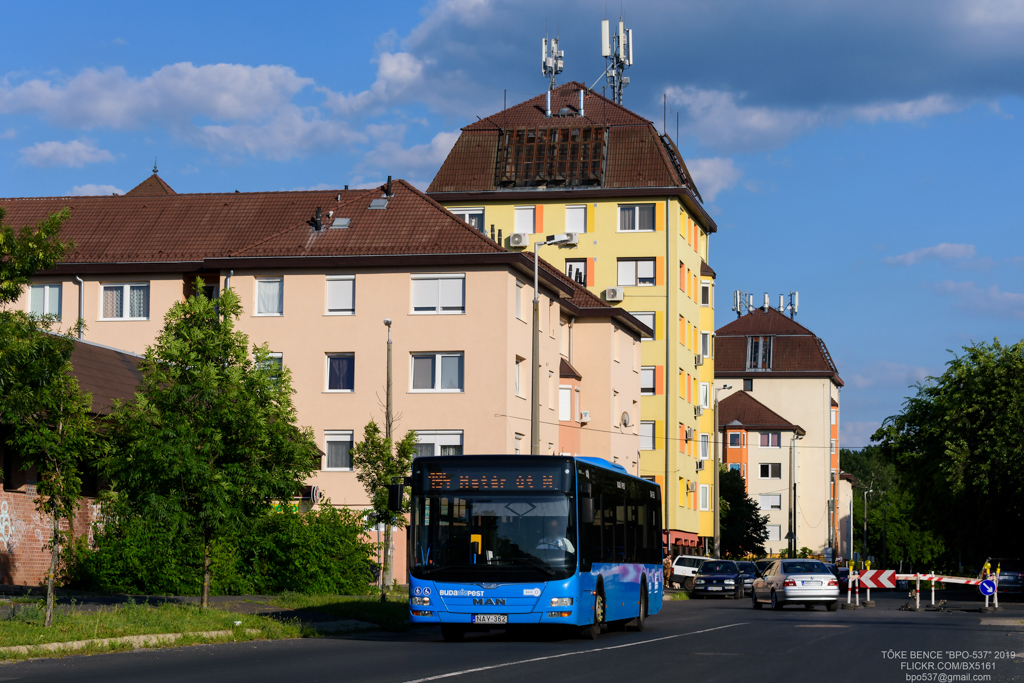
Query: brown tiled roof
428,81,705,205
70,340,142,415
559,358,582,380
715,308,843,386
124,173,176,197
717,391,801,432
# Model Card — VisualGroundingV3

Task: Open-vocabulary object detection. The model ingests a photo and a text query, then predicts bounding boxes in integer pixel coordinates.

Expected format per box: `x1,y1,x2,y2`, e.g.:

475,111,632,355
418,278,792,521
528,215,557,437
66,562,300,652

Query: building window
260,352,283,381
326,354,355,392
831,408,837,425
640,367,656,395
325,431,354,470
700,332,710,357
759,432,781,448
729,463,741,474
760,463,782,479
412,274,465,314
700,382,710,410
831,439,837,454
728,432,741,448
700,433,710,460
29,284,62,317
414,430,464,457
450,208,484,232
565,259,587,285
515,433,523,455
699,484,710,511
766,525,781,541
514,206,535,234
617,258,656,286
412,352,464,392
632,312,655,340
102,283,149,320
759,494,782,510
559,386,572,421
575,387,581,422
564,205,587,234
618,204,655,232
256,278,283,316
700,281,711,307
515,357,523,396
516,281,524,320
640,421,655,450
747,335,773,370
743,378,753,392
326,275,355,315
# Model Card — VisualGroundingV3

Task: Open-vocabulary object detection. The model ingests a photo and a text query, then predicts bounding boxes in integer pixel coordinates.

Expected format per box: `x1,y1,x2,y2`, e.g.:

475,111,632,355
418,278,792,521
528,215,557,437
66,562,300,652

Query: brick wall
0,485,99,586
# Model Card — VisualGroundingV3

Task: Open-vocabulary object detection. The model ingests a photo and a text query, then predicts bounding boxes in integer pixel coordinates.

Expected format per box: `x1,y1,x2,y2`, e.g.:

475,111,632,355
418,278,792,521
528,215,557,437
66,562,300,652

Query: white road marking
401,623,748,683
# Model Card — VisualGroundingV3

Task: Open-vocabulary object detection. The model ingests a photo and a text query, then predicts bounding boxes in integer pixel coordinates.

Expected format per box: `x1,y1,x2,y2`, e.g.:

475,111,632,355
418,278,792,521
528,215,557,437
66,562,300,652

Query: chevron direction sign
859,570,896,588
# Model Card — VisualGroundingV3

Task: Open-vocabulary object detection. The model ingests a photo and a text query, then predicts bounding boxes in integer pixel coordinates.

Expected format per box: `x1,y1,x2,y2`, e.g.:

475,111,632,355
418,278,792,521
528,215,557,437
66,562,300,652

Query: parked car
751,559,840,611
670,554,708,590
693,560,746,599
824,563,849,592
735,560,759,594
754,559,774,576
981,557,1023,596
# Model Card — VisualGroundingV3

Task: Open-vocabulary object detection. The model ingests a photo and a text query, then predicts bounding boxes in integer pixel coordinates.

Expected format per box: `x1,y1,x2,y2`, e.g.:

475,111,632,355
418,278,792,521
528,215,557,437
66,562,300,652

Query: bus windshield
411,491,577,582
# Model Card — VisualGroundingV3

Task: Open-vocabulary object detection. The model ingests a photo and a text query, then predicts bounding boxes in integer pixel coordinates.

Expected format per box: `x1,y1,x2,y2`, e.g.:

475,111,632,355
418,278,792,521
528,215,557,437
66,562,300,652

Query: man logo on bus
472,598,506,606
523,588,542,597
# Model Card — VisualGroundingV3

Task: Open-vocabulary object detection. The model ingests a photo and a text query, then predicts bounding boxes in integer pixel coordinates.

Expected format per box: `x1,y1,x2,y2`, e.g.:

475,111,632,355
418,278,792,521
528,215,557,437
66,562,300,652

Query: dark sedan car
754,559,773,576
982,557,1023,595
825,563,849,592
735,561,760,593
693,560,748,599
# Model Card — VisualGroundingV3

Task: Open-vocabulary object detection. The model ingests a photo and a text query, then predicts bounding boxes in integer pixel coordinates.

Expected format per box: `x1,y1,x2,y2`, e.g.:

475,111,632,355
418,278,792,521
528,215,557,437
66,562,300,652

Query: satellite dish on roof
621,412,632,428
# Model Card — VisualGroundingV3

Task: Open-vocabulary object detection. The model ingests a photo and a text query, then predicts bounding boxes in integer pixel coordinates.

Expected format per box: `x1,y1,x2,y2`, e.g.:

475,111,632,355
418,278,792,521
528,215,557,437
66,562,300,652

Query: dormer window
747,335,772,370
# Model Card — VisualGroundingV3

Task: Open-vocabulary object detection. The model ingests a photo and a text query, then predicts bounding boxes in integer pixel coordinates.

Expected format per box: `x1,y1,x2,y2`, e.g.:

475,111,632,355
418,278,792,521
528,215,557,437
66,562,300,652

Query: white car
670,555,709,590
751,559,840,611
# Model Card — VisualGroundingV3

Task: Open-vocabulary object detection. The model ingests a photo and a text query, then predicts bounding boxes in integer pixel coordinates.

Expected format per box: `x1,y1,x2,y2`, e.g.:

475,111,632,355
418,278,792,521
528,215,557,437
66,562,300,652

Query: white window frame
617,258,656,287
449,208,484,232
700,281,711,307
259,352,283,381
699,484,710,511
325,353,355,392
700,382,710,410
514,206,535,234
100,282,150,321
633,312,655,341
759,494,782,511
831,439,837,454
411,273,465,315
324,430,354,471
759,432,782,449
255,277,284,316
700,433,710,460
410,352,464,393
29,283,62,317
413,430,464,457
574,387,581,422
325,275,355,315
831,408,837,425
701,331,711,358
640,421,655,451
516,281,524,320
558,386,572,421
514,433,523,455
565,205,587,233
759,463,782,479
640,366,656,396
515,357,524,397
728,432,741,448
767,525,782,542
617,203,656,232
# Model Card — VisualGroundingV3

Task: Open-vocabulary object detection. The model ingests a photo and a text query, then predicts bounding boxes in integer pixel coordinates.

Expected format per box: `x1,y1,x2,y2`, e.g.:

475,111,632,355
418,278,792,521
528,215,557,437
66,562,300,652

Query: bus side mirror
471,541,480,555
580,497,594,524
387,484,403,512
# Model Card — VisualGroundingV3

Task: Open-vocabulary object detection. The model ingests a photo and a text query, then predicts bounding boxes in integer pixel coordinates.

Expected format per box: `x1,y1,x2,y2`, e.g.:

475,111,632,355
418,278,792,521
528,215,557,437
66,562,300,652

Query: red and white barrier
848,571,990,609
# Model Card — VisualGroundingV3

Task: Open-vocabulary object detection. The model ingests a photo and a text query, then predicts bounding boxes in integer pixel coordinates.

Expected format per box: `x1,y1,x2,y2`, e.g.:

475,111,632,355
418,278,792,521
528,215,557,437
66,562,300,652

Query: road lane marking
401,623,748,683
795,625,849,628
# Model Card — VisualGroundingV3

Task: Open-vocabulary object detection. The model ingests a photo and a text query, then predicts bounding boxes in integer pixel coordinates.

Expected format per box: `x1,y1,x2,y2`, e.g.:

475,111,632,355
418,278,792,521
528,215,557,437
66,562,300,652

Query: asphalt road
2,592,1022,683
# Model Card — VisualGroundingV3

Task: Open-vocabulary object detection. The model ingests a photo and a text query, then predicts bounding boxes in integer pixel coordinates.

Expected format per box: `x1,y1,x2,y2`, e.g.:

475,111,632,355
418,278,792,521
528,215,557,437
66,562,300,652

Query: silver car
751,559,840,611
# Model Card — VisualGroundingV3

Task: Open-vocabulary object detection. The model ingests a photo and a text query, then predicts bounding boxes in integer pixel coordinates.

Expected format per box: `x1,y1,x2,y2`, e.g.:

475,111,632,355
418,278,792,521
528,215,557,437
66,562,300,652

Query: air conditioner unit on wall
509,233,530,248
686,482,697,493
695,406,703,417
685,427,694,441
695,354,703,366
580,410,591,424
605,287,625,302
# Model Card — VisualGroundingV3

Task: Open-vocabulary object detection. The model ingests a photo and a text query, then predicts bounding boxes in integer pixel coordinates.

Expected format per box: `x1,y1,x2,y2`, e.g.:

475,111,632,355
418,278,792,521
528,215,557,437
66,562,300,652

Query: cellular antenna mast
601,18,633,104
541,34,564,90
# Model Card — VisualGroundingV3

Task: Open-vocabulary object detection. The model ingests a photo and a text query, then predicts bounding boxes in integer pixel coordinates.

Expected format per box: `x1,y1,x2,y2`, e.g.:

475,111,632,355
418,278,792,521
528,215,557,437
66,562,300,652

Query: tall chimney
545,91,552,118
579,90,585,117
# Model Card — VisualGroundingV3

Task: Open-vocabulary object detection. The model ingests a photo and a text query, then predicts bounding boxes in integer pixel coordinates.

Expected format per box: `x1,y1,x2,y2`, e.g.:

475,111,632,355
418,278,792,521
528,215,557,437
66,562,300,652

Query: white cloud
19,139,114,168
840,421,882,449
687,157,743,202
884,243,976,265
70,184,126,196
931,280,1024,318
359,130,460,172
193,108,365,161
848,361,933,390
322,52,429,116
852,95,962,123
0,128,15,139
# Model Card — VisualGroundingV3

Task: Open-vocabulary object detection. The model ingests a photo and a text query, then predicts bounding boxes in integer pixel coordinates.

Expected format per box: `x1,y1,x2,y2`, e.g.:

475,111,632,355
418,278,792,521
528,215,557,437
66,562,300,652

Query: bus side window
577,464,596,571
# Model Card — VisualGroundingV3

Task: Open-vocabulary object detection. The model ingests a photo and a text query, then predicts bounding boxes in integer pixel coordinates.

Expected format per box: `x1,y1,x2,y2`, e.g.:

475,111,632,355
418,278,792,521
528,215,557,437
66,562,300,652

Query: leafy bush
62,500,376,596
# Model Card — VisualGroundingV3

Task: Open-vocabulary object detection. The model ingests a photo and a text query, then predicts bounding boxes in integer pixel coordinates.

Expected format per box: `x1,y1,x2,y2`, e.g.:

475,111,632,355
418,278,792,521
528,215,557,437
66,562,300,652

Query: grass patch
267,592,412,631
664,591,690,601
0,601,301,658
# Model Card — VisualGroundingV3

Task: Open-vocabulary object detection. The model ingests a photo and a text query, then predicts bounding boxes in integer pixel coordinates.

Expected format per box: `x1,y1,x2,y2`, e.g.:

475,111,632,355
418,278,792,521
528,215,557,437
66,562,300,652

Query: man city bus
396,455,664,641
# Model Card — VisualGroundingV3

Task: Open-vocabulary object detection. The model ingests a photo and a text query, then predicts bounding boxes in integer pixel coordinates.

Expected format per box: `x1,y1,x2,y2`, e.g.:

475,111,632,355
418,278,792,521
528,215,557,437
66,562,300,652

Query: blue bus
401,455,664,641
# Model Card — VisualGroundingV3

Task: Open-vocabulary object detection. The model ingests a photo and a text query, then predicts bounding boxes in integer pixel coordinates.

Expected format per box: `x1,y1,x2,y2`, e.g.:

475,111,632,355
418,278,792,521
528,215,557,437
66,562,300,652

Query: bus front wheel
581,592,605,640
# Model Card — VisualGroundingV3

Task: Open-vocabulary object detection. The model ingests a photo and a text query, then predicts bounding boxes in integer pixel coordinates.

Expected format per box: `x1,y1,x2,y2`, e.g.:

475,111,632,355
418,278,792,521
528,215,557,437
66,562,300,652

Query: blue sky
2,0,1022,446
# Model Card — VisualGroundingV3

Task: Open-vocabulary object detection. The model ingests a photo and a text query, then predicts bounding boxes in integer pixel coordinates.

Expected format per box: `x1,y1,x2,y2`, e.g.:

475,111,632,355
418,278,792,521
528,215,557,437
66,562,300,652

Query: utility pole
383,318,393,597
713,385,732,559
788,433,803,556
862,488,873,568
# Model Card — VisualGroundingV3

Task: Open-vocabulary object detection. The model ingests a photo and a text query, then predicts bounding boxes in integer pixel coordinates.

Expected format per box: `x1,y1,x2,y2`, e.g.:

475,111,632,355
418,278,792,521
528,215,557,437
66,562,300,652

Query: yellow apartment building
428,82,719,555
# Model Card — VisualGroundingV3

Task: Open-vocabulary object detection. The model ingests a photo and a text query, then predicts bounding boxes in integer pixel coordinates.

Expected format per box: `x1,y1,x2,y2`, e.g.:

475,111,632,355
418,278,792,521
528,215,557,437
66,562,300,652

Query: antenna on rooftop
601,18,633,104
541,35,564,91
733,290,800,318
153,157,158,174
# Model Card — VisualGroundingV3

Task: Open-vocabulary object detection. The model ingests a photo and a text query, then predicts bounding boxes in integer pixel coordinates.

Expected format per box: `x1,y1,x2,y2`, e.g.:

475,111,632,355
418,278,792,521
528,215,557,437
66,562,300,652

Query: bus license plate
472,614,507,625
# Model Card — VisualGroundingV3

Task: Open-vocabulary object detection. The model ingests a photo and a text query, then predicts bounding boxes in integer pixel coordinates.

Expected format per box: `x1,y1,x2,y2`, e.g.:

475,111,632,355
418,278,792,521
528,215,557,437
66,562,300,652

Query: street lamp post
713,384,732,559
531,235,577,454
788,432,804,557
862,488,873,568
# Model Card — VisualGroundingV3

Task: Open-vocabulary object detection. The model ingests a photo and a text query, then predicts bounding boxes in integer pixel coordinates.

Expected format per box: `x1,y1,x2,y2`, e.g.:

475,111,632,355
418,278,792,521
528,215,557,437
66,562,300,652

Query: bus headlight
550,598,573,607
410,597,431,606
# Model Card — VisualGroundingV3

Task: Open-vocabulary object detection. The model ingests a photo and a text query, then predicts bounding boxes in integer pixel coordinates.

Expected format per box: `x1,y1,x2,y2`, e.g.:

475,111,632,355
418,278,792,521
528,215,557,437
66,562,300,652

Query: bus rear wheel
631,584,648,632
441,625,465,642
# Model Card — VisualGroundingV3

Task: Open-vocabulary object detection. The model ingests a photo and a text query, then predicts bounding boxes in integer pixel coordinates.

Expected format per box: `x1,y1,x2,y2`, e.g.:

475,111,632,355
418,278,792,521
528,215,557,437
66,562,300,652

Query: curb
0,628,260,656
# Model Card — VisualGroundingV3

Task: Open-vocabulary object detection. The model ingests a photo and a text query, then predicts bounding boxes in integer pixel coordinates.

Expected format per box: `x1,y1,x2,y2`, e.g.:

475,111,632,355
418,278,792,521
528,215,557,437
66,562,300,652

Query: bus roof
414,454,645,482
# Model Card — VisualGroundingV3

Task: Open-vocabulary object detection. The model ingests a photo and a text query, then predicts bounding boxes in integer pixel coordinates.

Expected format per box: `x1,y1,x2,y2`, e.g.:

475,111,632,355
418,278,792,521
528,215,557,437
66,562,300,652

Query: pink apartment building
3,174,648,580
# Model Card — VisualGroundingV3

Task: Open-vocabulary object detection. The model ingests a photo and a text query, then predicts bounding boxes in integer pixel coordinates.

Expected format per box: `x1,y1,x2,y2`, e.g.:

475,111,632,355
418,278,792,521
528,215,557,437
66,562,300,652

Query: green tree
872,339,1023,570
719,467,768,558
351,421,416,601
0,206,89,627
103,283,319,607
